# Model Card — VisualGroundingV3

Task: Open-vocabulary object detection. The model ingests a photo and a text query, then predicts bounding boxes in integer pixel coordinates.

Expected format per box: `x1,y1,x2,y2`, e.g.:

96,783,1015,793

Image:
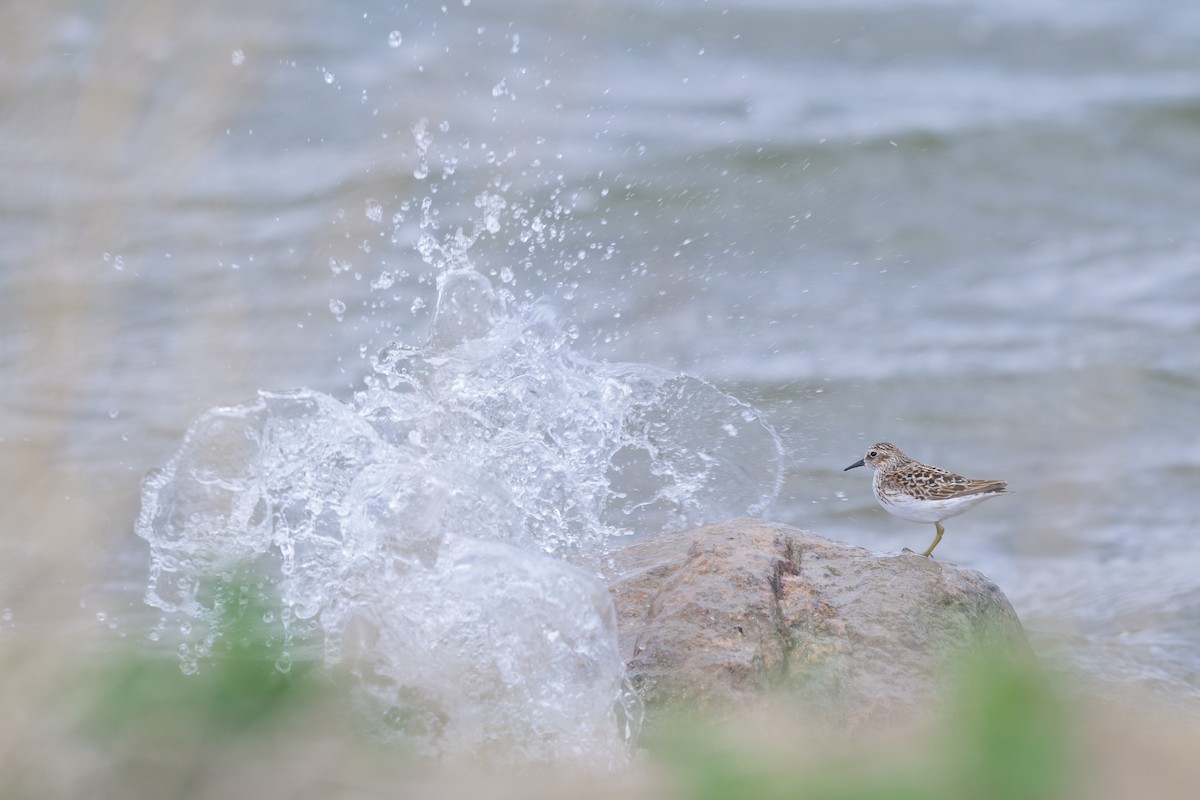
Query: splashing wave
136,266,784,765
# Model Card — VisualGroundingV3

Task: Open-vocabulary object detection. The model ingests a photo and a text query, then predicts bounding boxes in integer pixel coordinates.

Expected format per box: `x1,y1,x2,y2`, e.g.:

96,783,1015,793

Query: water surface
3,0,1199,722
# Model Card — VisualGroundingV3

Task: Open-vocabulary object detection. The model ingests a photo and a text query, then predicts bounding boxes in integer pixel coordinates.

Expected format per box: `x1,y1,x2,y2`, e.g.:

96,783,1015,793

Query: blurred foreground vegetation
4,604,1198,800
654,652,1067,800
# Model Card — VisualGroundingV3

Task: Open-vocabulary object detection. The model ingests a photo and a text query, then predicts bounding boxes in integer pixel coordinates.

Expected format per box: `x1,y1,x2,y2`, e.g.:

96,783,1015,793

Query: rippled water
3,0,1200,741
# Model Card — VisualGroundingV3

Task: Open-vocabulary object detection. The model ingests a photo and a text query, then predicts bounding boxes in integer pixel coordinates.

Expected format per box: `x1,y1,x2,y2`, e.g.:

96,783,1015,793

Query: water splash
136,120,784,763
136,263,783,764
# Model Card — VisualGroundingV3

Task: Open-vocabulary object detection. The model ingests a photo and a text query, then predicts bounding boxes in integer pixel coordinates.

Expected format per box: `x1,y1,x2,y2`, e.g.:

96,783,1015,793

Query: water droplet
411,118,433,179
365,198,383,222
231,49,245,66
323,70,335,84
108,409,120,419
275,652,293,673
329,298,346,321
388,30,402,48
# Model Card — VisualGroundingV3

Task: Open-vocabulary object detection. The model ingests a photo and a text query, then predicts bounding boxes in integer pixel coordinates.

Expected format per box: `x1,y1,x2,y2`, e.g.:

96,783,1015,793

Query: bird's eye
868,450,878,458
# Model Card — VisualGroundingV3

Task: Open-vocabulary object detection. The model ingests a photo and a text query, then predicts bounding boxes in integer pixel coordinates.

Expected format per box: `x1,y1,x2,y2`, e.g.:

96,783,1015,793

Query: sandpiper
844,442,1009,557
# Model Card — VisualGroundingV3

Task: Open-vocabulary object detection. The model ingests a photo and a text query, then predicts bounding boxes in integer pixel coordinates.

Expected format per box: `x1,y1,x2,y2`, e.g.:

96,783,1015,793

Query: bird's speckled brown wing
882,463,1008,502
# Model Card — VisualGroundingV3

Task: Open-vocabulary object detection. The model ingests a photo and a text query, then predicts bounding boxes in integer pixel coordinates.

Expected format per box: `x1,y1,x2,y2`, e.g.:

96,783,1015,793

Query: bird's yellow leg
921,522,945,558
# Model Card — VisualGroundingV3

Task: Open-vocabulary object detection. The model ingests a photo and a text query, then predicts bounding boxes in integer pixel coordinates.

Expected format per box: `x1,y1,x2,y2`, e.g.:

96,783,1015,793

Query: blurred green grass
652,648,1070,800
7,611,1077,800
83,586,315,742
63,589,348,800
5,587,1199,800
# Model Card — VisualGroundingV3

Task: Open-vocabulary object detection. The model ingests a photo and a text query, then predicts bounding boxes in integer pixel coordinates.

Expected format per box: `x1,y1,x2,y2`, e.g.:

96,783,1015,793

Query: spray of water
135,123,785,766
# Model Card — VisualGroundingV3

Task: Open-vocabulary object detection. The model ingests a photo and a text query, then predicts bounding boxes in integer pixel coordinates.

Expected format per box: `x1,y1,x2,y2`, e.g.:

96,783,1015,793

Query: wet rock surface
606,519,1029,732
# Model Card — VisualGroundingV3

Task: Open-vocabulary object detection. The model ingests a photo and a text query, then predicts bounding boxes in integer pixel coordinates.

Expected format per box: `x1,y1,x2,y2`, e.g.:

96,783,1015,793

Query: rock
606,518,1030,732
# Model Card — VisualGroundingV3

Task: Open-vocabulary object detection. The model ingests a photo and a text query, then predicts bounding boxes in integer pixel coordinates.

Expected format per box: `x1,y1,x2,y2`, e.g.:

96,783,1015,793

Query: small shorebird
844,442,1009,557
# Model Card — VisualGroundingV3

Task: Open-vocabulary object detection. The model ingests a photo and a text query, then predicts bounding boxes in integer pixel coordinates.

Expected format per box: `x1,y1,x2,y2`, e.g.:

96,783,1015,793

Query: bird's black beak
844,459,865,471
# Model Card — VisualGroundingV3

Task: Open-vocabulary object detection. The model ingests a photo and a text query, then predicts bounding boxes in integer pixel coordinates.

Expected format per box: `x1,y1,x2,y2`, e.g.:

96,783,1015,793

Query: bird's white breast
875,485,999,523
